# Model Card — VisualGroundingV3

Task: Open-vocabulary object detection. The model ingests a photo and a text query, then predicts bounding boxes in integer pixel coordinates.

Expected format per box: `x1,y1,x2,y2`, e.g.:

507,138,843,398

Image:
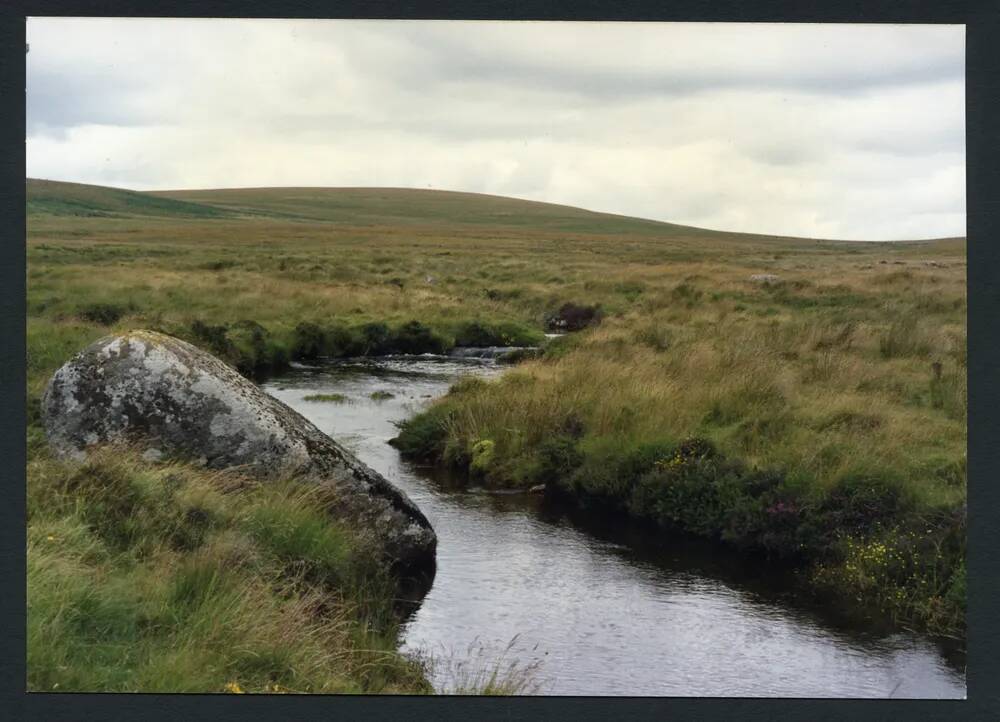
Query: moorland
26,178,966,691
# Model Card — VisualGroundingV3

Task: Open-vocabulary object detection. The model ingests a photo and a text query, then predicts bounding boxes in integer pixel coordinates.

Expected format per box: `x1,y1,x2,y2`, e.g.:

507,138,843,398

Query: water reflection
261,357,965,698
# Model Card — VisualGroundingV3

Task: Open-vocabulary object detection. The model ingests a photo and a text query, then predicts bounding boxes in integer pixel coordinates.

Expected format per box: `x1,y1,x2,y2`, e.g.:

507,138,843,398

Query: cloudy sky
26,19,964,240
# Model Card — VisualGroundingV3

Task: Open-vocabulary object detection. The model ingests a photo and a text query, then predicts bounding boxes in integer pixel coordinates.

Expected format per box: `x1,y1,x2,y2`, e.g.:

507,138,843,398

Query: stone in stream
41,330,436,573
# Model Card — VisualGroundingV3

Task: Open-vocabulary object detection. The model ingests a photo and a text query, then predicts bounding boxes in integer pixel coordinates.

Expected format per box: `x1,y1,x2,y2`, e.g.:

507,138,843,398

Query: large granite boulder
41,330,436,572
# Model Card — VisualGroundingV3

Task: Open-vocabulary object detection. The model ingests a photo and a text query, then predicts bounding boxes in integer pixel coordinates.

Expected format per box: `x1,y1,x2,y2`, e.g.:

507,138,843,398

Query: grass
27,447,431,693
395,290,967,632
303,393,349,403
26,178,966,674
428,636,545,695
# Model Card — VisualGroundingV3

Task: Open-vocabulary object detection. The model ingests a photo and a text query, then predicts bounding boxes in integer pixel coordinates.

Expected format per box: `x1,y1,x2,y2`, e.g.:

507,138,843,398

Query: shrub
188,320,287,379
390,406,453,460
391,321,447,355
360,322,392,355
562,437,676,502
454,321,501,347
77,302,133,326
812,510,966,634
228,320,286,377
469,439,496,476
292,322,326,360
532,435,583,484
818,473,905,536
453,321,540,348
326,324,366,357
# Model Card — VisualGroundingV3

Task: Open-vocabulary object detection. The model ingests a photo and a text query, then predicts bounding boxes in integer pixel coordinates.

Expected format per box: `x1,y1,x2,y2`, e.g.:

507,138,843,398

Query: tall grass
27,447,431,693
424,636,545,695
392,268,966,634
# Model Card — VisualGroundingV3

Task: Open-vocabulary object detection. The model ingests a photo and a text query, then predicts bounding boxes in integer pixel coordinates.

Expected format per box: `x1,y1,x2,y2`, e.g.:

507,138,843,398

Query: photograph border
3,1,997,720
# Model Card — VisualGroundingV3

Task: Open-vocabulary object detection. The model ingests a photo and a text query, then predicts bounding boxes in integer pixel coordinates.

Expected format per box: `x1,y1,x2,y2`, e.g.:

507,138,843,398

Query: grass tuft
27,448,431,693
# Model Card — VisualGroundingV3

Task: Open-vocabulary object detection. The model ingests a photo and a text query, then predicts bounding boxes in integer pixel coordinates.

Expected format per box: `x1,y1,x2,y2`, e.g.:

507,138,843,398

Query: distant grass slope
28,179,235,219
150,186,721,236
31,178,962,248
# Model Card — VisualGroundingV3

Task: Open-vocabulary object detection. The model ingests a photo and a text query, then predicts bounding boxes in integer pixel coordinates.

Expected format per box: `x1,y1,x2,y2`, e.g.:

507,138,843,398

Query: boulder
546,302,602,332
41,330,436,572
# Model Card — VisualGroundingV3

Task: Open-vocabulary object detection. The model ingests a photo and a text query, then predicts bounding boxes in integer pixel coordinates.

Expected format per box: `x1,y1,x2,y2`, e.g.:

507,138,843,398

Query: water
261,356,966,698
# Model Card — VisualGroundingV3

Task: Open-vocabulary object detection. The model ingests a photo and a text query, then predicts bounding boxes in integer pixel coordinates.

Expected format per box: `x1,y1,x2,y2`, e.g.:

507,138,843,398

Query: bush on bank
167,317,544,378
392,411,966,636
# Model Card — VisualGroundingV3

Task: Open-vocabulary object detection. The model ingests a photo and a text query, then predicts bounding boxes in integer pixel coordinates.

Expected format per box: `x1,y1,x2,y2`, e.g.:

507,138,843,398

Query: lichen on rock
41,330,436,572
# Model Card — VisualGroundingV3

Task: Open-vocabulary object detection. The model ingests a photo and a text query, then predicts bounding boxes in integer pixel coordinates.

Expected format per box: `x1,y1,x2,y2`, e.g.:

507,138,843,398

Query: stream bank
262,355,965,697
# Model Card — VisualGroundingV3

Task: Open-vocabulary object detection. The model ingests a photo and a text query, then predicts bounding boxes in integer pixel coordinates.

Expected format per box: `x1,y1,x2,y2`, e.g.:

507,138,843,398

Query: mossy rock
41,330,436,573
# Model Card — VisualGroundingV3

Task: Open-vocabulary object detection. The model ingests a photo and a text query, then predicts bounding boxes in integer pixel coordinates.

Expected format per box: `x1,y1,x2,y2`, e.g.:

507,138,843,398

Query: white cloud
26,19,965,240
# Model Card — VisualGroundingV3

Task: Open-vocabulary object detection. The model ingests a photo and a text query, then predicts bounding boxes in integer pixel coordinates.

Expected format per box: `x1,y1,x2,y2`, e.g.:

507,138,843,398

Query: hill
29,178,965,248
27,178,235,219
149,185,725,237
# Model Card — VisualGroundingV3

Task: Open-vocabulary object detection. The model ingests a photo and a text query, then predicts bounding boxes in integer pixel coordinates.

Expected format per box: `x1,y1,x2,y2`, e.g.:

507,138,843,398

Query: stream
261,355,966,698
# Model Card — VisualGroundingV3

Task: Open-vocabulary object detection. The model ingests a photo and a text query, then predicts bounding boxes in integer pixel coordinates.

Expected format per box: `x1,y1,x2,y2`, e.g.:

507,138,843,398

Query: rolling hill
27,178,965,252
27,178,236,219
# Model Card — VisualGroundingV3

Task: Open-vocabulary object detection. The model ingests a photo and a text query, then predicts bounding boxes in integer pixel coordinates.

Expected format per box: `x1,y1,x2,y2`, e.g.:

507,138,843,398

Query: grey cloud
423,49,963,101
388,23,963,100
27,67,153,134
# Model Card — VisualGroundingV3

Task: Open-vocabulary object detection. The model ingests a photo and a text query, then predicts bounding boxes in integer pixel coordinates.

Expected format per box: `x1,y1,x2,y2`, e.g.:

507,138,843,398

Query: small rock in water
41,330,437,572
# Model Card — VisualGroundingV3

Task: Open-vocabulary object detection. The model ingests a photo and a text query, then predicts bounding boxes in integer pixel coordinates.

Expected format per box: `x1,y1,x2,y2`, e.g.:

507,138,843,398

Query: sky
26,19,965,241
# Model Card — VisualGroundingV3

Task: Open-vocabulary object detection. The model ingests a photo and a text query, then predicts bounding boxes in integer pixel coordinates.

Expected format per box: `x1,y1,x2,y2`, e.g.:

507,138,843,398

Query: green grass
27,448,430,693
152,185,723,237
28,178,236,219
27,178,967,661
303,393,349,403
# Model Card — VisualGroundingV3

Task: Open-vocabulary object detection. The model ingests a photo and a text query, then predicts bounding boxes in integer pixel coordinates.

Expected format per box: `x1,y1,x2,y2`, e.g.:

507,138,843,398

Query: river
261,355,965,698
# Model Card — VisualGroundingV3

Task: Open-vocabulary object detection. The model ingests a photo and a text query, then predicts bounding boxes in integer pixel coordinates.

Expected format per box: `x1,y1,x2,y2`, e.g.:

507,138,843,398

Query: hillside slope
27,178,965,253
150,185,719,236
27,179,235,219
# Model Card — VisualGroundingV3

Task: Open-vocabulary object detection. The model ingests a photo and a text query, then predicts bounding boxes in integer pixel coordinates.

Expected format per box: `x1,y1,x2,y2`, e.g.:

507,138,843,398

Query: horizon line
26,176,967,245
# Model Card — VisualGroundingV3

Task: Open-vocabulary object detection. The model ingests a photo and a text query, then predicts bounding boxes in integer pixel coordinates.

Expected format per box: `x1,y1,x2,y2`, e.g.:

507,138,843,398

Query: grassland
27,178,967,685
28,447,430,693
